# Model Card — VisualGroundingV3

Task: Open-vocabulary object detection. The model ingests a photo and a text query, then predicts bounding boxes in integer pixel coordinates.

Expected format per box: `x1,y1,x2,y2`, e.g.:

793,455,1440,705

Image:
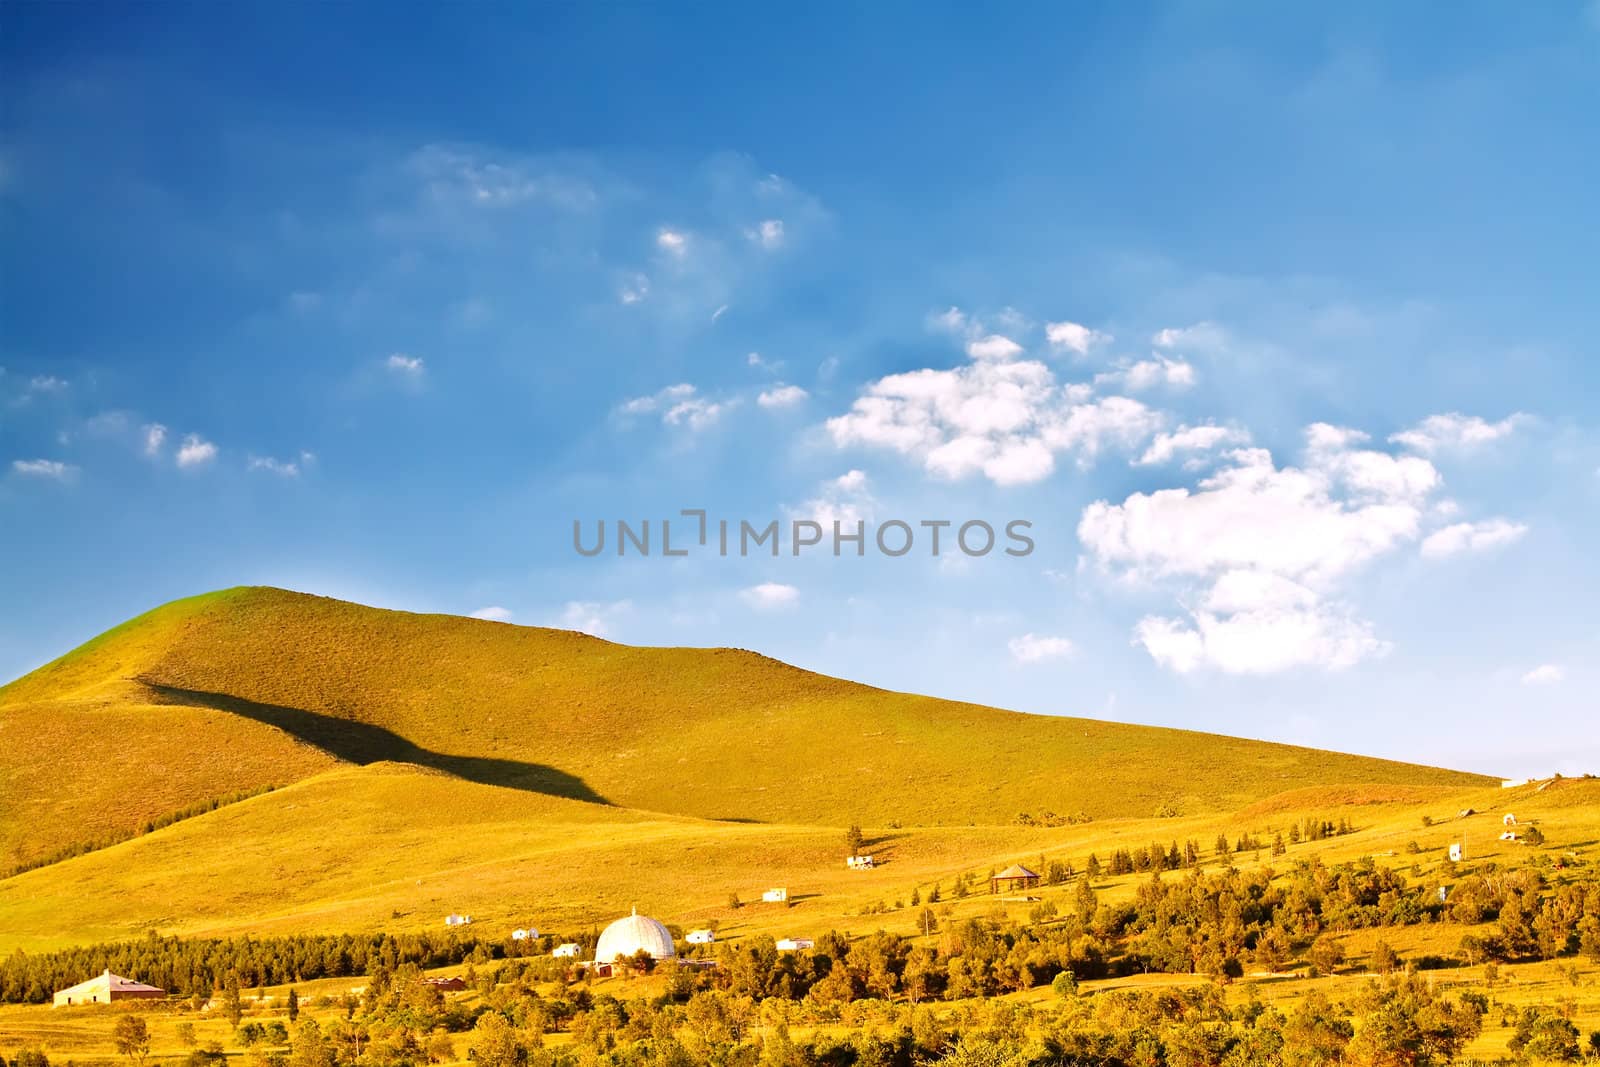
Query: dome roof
594,908,677,963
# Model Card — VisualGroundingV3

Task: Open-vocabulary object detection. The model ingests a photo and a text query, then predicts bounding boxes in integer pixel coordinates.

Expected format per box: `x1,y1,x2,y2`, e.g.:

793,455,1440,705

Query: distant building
422,977,466,992
990,864,1041,894
846,855,875,870
1500,831,1520,842
1448,843,1464,862
54,970,164,1007
1503,813,1518,827
511,928,537,941
686,929,716,945
775,938,814,952
594,908,677,964
553,943,581,958
761,888,788,903
445,913,472,927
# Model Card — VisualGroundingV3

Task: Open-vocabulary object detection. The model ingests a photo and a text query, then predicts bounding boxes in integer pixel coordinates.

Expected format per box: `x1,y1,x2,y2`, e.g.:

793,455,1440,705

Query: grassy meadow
2,588,1596,1063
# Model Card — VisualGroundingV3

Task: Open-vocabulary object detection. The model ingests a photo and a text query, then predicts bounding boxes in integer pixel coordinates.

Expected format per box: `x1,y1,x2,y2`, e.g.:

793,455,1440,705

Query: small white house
1503,813,1518,827
775,938,814,952
511,928,538,941
445,913,473,927
762,887,788,903
846,855,875,870
686,929,716,945
1448,843,1464,862
552,943,581,958
1500,831,1520,842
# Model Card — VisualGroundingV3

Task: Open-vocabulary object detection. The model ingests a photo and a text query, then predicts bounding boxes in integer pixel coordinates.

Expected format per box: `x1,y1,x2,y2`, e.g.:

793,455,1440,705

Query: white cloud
386,353,424,376
1520,663,1564,686
746,219,784,248
827,357,1162,487
248,455,302,477
1008,633,1076,663
556,600,632,638
741,582,799,609
1151,322,1227,353
619,274,650,304
796,469,874,529
1136,602,1389,675
1082,427,1456,674
470,606,514,622
1096,357,1196,392
656,228,688,256
28,375,68,394
175,434,218,469
965,334,1024,361
712,304,729,322
406,144,597,211
1420,518,1528,558
11,458,76,480
1044,320,1105,355
142,423,168,457
1136,424,1249,466
757,384,809,409
930,307,968,334
620,383,725,431
1390,412,1526,454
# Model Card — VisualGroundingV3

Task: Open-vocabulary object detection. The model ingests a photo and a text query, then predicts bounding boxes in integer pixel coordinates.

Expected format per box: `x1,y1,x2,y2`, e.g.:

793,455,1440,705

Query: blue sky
3,3,1596,777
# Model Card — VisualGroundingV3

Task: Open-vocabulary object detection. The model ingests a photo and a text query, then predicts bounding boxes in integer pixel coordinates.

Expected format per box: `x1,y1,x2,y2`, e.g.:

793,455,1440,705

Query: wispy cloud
1521,663,1564,686
556,599,632,638
1008,633,1076,663
142,423,168,457
1420,518,1528,558
1391,412,1526,455
757,384,808,409
11,458,77,481
745,219,784,249
386,353,425,376
656,228,688,257
470,606,514,622
620,383,726,430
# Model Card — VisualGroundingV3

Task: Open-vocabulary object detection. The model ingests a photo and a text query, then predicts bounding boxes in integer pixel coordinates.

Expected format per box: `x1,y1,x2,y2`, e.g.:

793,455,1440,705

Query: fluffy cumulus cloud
827,357,1162,487
966,334,1024,361
1390,412,1526,454
386,353,424,376
795,469,874,528
1136,424,1250,467
1079,424,1484,673
175,434,218,469
1044,320,1105,355
757,384,808,409
620,383,725,431
1421,518,1528,558
1008,633,1076,663
740,582,799,609
470,606,514,622
1096,357,1197,392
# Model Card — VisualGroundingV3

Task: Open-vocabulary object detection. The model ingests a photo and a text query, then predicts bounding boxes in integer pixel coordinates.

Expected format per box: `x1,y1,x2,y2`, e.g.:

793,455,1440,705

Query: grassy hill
0,586,1492,874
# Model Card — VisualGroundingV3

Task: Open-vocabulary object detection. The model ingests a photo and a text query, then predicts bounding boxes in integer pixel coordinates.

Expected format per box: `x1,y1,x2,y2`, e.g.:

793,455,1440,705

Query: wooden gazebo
990,863,1041,894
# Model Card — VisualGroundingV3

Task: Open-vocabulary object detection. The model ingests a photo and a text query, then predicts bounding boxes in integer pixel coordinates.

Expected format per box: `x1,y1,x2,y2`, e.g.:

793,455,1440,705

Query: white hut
761,887,788,903
1503,813,1517,827
686,929,716,945
775,937,814,952
552,943,581,958
445,913,472,927
846,855,875,870
1448,843,1464,862
511,928,537,941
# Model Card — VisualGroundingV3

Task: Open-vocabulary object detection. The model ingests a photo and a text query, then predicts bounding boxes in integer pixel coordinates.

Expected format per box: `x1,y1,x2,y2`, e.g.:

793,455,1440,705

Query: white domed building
594,908,677,964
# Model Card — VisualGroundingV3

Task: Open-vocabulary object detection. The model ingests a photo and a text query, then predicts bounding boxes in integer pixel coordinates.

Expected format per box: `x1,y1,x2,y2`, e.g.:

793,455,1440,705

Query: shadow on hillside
137,679,611,806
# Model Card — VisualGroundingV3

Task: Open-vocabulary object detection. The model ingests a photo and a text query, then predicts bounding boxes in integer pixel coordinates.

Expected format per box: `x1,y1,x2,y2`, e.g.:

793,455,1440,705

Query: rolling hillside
0,586,1493,877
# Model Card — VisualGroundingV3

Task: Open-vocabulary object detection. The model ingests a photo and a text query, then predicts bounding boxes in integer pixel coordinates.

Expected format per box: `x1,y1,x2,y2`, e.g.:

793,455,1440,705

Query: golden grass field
1,587,1595,1062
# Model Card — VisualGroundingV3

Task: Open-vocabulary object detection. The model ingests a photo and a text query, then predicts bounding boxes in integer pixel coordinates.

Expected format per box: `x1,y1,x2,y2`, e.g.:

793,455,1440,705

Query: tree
1371,940,1401,975
468,1012,522,1067
175,1023,197,1049
288,1021,334,1067
845,823,865,856
222,972,243,1028
287,987,299,1022
113,1015,151,1066
1310,935,1347,975
1050,970,1078,998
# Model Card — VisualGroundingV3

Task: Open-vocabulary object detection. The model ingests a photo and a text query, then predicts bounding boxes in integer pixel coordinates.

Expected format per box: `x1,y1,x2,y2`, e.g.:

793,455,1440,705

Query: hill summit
0,586,1491,871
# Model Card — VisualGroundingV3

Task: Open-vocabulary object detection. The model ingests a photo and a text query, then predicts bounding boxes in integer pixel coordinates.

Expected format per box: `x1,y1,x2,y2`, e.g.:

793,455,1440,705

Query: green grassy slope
0,586,1494,873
